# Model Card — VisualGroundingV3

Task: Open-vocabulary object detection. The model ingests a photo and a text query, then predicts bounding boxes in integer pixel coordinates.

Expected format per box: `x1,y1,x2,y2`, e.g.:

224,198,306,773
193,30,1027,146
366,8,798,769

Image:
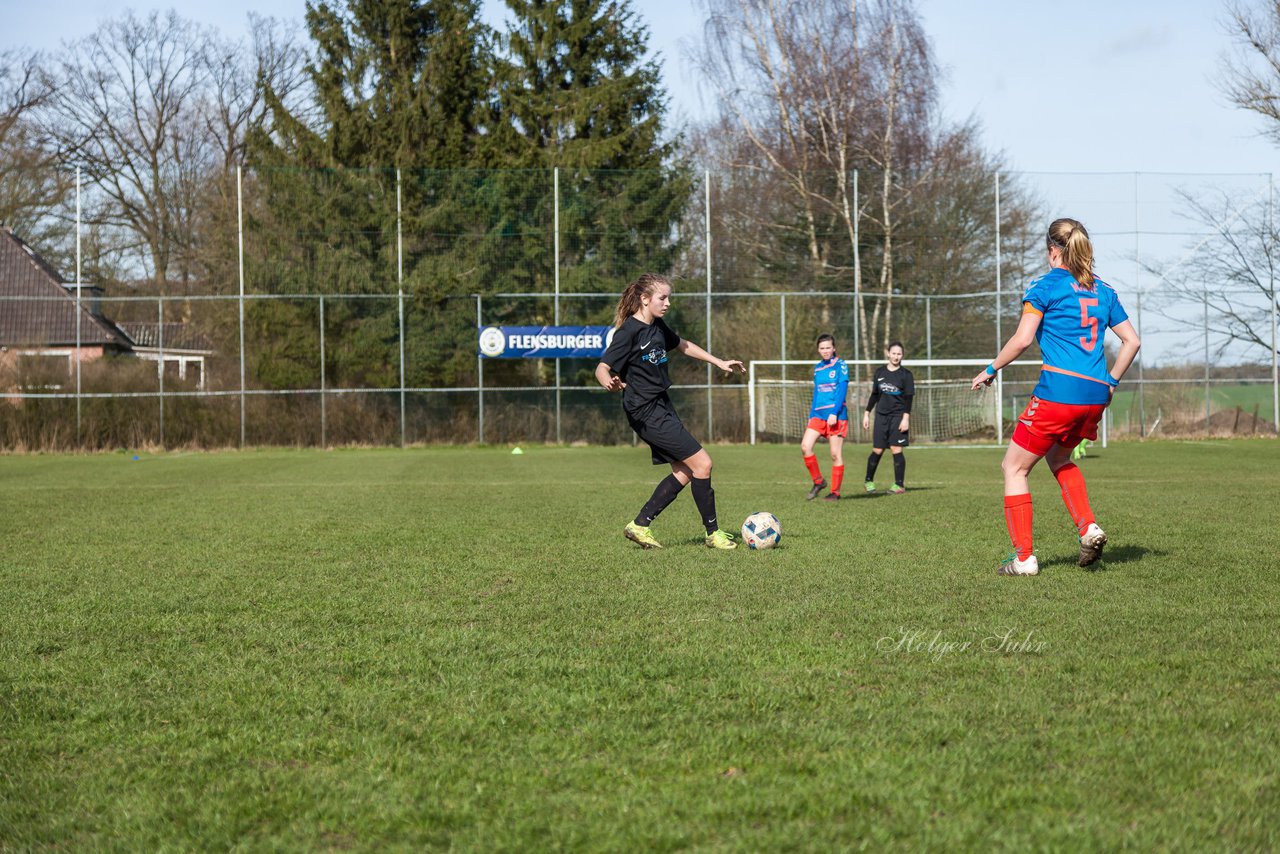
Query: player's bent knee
686,454,713,479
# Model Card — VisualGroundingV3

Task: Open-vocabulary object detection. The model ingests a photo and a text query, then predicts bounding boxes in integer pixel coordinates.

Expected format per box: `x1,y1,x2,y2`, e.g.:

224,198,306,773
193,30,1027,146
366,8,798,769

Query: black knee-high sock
690,477,718,534
893,452,905,486
635,474,686,526
866,452,882,482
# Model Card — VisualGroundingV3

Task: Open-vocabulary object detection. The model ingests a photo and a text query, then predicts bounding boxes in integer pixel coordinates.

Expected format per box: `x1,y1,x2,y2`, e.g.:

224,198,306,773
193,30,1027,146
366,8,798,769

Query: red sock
804,454,824,484
1053,463,1095,536
1003,493,1034,560
830,464,844,494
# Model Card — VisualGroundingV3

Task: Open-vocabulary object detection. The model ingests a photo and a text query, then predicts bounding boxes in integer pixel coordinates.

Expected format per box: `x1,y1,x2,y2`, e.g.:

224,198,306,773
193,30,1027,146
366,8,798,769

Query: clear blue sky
4,0,1277,174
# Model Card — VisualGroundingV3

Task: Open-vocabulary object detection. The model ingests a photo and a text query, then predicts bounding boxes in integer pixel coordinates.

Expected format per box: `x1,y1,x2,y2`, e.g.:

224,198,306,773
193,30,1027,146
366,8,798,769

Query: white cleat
1078,523,1107,567
998,553,1040,576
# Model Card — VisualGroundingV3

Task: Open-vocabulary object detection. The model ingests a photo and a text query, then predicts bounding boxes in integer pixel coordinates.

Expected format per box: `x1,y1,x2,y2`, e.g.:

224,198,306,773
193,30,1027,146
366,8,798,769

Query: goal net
748,359,1012,446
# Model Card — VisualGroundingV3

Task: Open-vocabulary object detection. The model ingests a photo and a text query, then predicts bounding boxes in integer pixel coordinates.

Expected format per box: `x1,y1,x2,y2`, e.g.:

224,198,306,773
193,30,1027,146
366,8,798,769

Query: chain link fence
1,168,1276,449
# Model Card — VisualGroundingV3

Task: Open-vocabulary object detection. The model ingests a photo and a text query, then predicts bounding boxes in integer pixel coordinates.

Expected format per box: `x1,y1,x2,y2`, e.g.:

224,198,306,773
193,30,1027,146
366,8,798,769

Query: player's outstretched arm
676,339,744,373
971,311,1041,389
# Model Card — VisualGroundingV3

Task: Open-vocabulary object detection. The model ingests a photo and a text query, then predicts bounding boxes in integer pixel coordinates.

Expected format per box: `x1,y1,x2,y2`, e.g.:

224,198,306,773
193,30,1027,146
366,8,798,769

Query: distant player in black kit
596,273,745,550
861,341,914,494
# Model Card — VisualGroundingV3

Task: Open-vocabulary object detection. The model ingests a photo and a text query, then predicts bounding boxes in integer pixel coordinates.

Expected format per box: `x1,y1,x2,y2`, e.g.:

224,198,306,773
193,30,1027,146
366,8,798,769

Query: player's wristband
984,364,997,377
1106,374,1120,387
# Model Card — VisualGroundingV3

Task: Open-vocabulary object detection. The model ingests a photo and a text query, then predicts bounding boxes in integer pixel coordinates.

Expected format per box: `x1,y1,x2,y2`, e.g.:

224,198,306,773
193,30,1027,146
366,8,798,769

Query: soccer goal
747,359,1032,446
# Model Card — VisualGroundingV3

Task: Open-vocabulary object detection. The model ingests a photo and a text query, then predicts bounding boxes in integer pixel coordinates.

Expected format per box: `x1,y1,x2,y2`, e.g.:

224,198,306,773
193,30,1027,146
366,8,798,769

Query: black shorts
626,394,703,465
873,411,910,449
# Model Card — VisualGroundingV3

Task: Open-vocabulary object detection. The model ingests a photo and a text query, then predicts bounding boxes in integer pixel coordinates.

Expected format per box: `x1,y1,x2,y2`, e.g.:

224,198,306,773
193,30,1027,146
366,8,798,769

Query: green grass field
3,441,1279,850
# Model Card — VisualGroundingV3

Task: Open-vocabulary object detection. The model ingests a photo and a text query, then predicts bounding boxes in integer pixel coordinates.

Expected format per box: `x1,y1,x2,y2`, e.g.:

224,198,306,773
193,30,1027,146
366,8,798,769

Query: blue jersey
1023,268,1130,405
809,358,849,419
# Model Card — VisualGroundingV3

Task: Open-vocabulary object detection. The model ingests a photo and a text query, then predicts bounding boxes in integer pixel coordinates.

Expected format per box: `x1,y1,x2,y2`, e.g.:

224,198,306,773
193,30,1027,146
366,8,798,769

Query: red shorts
807,416,849,439
1012,396,1107,456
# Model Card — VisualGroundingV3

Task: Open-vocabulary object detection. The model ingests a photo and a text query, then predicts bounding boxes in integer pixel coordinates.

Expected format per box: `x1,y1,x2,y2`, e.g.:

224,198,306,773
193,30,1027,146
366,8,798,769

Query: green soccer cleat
864,481,876,493
705,529,738,550
624,522,663,549
888,484,906,495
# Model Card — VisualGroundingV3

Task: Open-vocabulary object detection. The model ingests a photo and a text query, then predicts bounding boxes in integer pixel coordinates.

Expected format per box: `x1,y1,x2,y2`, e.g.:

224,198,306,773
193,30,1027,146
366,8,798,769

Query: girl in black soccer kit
861,341,914,494
595,273,744,550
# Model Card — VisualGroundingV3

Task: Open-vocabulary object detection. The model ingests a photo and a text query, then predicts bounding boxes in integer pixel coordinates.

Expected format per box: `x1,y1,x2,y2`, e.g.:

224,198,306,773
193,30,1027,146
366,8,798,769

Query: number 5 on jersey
1078,297,1099,352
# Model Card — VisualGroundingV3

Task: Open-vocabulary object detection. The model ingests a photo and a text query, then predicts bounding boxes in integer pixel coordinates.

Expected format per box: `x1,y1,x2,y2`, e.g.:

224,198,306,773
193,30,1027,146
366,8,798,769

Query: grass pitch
2,440,1279,850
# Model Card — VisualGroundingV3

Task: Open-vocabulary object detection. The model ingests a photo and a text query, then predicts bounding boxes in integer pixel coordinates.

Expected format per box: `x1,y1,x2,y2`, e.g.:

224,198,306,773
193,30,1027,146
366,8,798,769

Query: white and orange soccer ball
741,511,781,550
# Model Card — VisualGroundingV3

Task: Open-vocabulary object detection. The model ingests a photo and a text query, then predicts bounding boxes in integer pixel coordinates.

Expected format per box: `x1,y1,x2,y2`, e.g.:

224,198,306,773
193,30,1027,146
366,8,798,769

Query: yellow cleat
624,522,663,549
705,530,738,550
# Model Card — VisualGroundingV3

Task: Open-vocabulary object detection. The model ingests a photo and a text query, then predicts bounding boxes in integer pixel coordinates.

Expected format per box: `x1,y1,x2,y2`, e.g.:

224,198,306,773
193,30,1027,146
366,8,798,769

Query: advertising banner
477,325,614,359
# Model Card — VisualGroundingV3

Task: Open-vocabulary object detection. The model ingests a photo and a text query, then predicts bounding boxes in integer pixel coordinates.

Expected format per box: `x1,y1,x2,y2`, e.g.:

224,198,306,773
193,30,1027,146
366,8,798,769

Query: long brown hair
612,273,671,328
1047,218,1095,288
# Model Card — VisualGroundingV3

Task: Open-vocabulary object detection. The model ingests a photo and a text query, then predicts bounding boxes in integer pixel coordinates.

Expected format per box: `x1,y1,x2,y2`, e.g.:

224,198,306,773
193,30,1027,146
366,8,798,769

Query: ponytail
1047,218,1095,288
612,273,670,328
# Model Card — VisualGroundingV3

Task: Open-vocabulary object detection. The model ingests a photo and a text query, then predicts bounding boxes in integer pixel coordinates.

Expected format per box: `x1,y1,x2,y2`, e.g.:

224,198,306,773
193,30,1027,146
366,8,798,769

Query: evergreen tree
245,0,498,391
495,0,692,298
254,0,492,169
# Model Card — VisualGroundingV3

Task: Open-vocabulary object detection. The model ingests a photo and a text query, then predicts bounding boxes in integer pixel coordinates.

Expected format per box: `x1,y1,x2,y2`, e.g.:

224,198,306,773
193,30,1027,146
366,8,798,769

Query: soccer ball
741,511,781,550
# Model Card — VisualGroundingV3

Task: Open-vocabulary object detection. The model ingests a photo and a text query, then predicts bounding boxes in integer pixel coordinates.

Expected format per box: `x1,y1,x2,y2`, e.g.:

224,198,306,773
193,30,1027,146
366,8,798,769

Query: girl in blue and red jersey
971,218,1142,576
800,334,849,501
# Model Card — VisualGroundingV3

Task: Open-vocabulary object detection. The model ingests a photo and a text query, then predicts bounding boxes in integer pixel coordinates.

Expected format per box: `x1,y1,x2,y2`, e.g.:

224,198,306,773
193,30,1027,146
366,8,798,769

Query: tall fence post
852,168,860,366
476,294,484,444
1204,287,1211,428
1136,291,1146,437
925,295,933,384
779,294,787,434
319,296,327,448
1134,173,1144,439
397,168,406,448
157,297,165,447
237,165,246,448
554,167,561,444
705,169,713,441
1271,172,1278,435
75,166,82,446
994,171,1002,351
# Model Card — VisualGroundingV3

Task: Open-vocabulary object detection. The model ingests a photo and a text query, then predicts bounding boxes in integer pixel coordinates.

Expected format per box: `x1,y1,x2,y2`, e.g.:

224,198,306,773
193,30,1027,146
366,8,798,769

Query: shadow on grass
822,486,940,501
1048,543,1161,571
1098,544,1160,566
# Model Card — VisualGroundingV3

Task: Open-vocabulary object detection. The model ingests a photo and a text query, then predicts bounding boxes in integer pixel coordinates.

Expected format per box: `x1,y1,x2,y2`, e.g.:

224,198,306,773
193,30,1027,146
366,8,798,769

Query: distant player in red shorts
800,334,849,501
971,218,1142,576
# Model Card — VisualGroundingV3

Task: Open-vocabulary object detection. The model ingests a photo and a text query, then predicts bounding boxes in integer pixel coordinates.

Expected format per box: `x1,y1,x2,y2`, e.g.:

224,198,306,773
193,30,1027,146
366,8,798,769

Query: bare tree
1146,186,1277,360
856,3,936,358
38,11,212,285
693,0,863,273
689,0,1031,362
1194,3,1280,362
37,10,306,287
0,48,75,260
204,14,311,170
1219,1,1280,144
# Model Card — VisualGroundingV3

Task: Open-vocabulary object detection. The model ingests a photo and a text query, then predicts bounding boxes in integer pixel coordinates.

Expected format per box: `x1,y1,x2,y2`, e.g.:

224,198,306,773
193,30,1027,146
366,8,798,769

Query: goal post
748,359,1037,447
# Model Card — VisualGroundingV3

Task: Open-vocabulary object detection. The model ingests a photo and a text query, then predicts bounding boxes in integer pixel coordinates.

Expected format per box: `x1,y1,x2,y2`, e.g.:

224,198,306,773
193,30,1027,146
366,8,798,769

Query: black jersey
600,316,682,412
866,365,915,415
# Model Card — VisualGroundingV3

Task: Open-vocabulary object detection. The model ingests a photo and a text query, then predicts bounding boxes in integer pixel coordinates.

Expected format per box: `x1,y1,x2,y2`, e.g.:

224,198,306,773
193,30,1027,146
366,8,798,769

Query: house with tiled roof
0,226,129,376
0,226,213,389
